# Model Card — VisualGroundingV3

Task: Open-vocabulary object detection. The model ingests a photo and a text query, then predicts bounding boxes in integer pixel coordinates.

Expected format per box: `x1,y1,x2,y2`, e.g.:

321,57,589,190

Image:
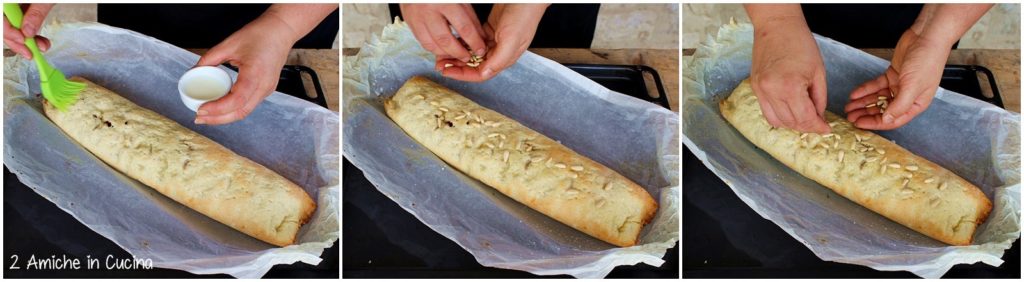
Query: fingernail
883,114,894,123
194,117,206,124
197,110,208,115
474,48,486,56
22,26,35,37
481,68,494,78
459,57,471,63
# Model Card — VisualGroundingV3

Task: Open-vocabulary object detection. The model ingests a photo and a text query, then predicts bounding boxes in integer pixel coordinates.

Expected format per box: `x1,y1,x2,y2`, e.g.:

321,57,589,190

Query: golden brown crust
43,77,316,247
720,79,992,245
385,76,657,247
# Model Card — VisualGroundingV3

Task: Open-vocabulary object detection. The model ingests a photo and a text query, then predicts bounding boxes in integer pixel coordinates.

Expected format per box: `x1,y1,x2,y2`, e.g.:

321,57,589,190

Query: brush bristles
43,80,86,112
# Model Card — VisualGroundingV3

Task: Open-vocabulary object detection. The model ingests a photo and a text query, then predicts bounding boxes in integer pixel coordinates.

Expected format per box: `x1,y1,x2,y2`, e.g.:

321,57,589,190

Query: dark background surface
682,66,1020,278
97,4,339,49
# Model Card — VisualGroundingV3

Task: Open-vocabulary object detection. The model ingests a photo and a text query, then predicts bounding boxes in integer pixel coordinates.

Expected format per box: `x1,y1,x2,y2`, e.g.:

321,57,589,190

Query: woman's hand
401,4,488,64
438,4,549,82
844,4,993,130
3,4,54,59
746,4,831,134
844,29,949,129
194,4,336,125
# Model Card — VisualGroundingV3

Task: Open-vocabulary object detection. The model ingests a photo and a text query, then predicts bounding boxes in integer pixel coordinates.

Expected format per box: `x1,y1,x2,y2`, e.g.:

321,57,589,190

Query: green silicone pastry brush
3,3,84,111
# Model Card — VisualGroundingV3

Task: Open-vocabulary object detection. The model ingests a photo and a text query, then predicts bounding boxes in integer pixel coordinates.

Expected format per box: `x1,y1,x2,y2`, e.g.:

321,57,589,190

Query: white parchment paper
2,22,339,278
682,21,1021,278
342,20,680,278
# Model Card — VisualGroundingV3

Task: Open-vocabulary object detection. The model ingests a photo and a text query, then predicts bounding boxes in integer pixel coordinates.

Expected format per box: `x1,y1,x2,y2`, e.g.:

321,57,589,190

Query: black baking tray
224,64,328,107
3,65,336,278
563,64,670,109
343,64,678,278
683,65,1020,278
940,64,1003,108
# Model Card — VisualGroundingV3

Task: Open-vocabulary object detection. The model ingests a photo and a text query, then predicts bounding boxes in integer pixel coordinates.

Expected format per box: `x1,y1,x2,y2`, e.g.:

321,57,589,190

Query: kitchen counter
344,48,680,112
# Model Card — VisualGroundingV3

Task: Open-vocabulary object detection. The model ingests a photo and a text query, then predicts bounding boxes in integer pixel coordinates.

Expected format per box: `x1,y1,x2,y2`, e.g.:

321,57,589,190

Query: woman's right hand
3,3,54,59
746,4,831,134
400,4,488,64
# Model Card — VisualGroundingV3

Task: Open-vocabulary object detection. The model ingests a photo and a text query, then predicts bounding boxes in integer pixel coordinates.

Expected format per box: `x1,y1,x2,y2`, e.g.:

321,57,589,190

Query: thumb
809,72,828,118
883,75,924,124
195,45,232,67
478,40,522,80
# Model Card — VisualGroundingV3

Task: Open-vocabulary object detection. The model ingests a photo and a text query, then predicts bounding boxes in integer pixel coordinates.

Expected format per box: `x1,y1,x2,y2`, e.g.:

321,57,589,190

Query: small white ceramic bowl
178,66,232,112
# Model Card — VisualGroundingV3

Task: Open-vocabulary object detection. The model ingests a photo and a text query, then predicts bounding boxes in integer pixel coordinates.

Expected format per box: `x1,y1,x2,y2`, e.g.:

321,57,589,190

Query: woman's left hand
193,4,336,125
845,3,992,130
844,28,950,130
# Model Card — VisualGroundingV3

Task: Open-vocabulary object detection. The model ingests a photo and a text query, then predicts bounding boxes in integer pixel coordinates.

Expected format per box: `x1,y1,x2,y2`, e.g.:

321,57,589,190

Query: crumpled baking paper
2,22,339,278
683,21,1020,278
342,19,679,278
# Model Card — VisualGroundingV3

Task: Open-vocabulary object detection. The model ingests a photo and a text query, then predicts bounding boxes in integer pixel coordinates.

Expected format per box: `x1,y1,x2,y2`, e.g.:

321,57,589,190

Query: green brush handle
4,3,48,81
3,4,23,29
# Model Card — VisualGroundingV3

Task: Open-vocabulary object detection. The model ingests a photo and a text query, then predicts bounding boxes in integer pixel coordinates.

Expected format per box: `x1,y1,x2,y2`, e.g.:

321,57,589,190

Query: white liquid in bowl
184,76,230,100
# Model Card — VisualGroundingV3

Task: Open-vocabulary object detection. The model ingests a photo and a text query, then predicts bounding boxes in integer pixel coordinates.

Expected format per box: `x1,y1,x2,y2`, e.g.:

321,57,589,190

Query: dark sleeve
388,3,599,48
801,4,924,49
98,4,337,49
